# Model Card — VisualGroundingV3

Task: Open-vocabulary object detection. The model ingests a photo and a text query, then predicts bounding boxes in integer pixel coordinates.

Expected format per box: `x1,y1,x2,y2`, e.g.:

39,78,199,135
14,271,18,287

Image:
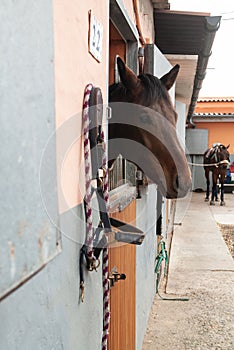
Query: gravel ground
143,270,234,350
218,224,234,258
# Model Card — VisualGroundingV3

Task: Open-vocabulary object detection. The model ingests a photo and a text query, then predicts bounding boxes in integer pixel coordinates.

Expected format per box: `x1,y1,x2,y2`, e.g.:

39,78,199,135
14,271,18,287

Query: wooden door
109,21,126,85
108,200,136,350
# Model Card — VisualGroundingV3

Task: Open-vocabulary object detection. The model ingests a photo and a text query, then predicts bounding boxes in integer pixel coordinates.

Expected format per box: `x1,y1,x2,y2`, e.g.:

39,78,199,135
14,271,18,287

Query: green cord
155,240,189,302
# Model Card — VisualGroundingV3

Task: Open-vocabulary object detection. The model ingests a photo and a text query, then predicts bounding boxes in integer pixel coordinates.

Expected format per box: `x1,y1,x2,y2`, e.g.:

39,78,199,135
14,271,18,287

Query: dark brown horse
204,144,230,205
108,57,191,199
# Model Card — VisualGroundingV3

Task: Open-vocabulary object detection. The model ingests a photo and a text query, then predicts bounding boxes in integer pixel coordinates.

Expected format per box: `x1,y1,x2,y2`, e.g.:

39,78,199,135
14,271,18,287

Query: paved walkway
143,192,234,350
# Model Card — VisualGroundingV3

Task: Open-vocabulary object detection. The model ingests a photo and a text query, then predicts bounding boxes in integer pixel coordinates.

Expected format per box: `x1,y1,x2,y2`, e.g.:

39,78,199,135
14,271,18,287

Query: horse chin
165,192,180,200
165,193,176,199
166,188,190,199
150,177,191,199
154,181,179,199
165,191,178,199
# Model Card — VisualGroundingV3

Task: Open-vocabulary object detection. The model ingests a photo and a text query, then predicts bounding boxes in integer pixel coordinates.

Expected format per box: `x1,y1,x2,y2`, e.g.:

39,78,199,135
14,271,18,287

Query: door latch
108,267,126,288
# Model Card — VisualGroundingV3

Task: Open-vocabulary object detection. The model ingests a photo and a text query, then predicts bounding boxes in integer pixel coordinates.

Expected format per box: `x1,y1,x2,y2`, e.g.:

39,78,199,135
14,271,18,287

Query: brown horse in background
204,144,230,205
108,57,191,199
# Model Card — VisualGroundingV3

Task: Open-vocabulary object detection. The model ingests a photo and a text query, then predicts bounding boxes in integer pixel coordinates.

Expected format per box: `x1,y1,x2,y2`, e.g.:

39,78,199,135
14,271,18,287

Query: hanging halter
80,84,110,350
80,84,146,349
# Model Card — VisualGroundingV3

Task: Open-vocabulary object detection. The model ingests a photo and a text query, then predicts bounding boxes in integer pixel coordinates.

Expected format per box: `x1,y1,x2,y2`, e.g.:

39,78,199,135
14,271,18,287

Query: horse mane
109,73,170,107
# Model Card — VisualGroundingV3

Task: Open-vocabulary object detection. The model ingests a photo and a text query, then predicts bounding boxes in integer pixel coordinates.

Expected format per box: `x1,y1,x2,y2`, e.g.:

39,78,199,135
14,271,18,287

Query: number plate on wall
89,11,103,62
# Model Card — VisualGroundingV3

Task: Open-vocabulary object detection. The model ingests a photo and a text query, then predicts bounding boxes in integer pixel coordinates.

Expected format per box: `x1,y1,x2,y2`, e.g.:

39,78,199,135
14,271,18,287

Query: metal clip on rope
88,258,100,271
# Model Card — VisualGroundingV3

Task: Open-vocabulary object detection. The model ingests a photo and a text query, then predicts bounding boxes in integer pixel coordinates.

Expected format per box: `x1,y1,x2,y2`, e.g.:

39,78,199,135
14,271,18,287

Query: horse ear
160,64,180,90
117,56,139,90
226,144,230,149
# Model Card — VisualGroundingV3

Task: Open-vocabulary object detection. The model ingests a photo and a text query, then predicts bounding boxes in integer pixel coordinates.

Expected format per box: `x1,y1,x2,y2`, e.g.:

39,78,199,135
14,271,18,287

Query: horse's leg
210,172,217,205
205,169,210,201
214,178,219,202
220,173,225,206
215,175,219,201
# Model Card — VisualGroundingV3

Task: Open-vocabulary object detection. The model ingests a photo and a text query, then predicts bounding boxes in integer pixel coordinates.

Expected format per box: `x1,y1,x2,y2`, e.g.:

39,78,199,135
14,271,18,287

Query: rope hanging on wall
83,83,96,262
81,84,110,350
80,83,146,349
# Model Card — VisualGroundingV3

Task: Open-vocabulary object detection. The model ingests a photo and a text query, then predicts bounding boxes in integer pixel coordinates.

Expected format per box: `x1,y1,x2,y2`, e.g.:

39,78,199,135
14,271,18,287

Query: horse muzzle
166,173,192,199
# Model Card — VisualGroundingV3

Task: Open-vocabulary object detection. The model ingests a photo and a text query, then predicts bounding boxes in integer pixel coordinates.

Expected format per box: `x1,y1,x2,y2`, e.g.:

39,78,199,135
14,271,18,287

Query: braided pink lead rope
83,85,110,349
102,246,110,350
101,130,109,207
83,83,95,261
101,131,110,350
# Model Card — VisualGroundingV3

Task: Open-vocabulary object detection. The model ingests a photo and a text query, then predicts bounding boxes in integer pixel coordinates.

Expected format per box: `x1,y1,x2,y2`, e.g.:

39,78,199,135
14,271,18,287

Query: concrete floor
143,192,234,350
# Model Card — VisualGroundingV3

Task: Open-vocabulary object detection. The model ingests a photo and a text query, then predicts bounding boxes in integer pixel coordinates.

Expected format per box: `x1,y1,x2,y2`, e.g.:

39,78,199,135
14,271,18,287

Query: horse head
220,144,230,164
108,57,191,199
204,144,230,168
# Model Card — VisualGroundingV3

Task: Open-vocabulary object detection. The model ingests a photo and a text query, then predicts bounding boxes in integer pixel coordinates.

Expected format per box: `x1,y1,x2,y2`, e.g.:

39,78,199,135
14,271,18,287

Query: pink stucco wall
53,0,154,213
53,0,109,213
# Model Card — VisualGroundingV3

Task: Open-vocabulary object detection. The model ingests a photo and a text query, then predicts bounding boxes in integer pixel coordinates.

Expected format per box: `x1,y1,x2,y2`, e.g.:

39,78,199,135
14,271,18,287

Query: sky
169,0,234,97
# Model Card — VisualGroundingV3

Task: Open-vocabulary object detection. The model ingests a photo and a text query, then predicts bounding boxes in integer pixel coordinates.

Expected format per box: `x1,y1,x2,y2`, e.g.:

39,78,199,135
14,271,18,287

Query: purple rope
83,83,95,261
101,130,110,349
102,246,110,350
101,131,109,208
82,85,110,349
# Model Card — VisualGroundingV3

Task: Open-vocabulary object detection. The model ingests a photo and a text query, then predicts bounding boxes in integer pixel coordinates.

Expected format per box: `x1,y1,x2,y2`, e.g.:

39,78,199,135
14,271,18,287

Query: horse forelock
138,74,169,106
109,73,170,106
109,82,129,102
215,145,230,160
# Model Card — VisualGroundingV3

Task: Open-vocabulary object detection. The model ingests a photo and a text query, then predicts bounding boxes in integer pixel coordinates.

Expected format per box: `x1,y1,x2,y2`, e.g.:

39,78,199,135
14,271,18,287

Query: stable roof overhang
153,10,221,126
193,113,234,123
